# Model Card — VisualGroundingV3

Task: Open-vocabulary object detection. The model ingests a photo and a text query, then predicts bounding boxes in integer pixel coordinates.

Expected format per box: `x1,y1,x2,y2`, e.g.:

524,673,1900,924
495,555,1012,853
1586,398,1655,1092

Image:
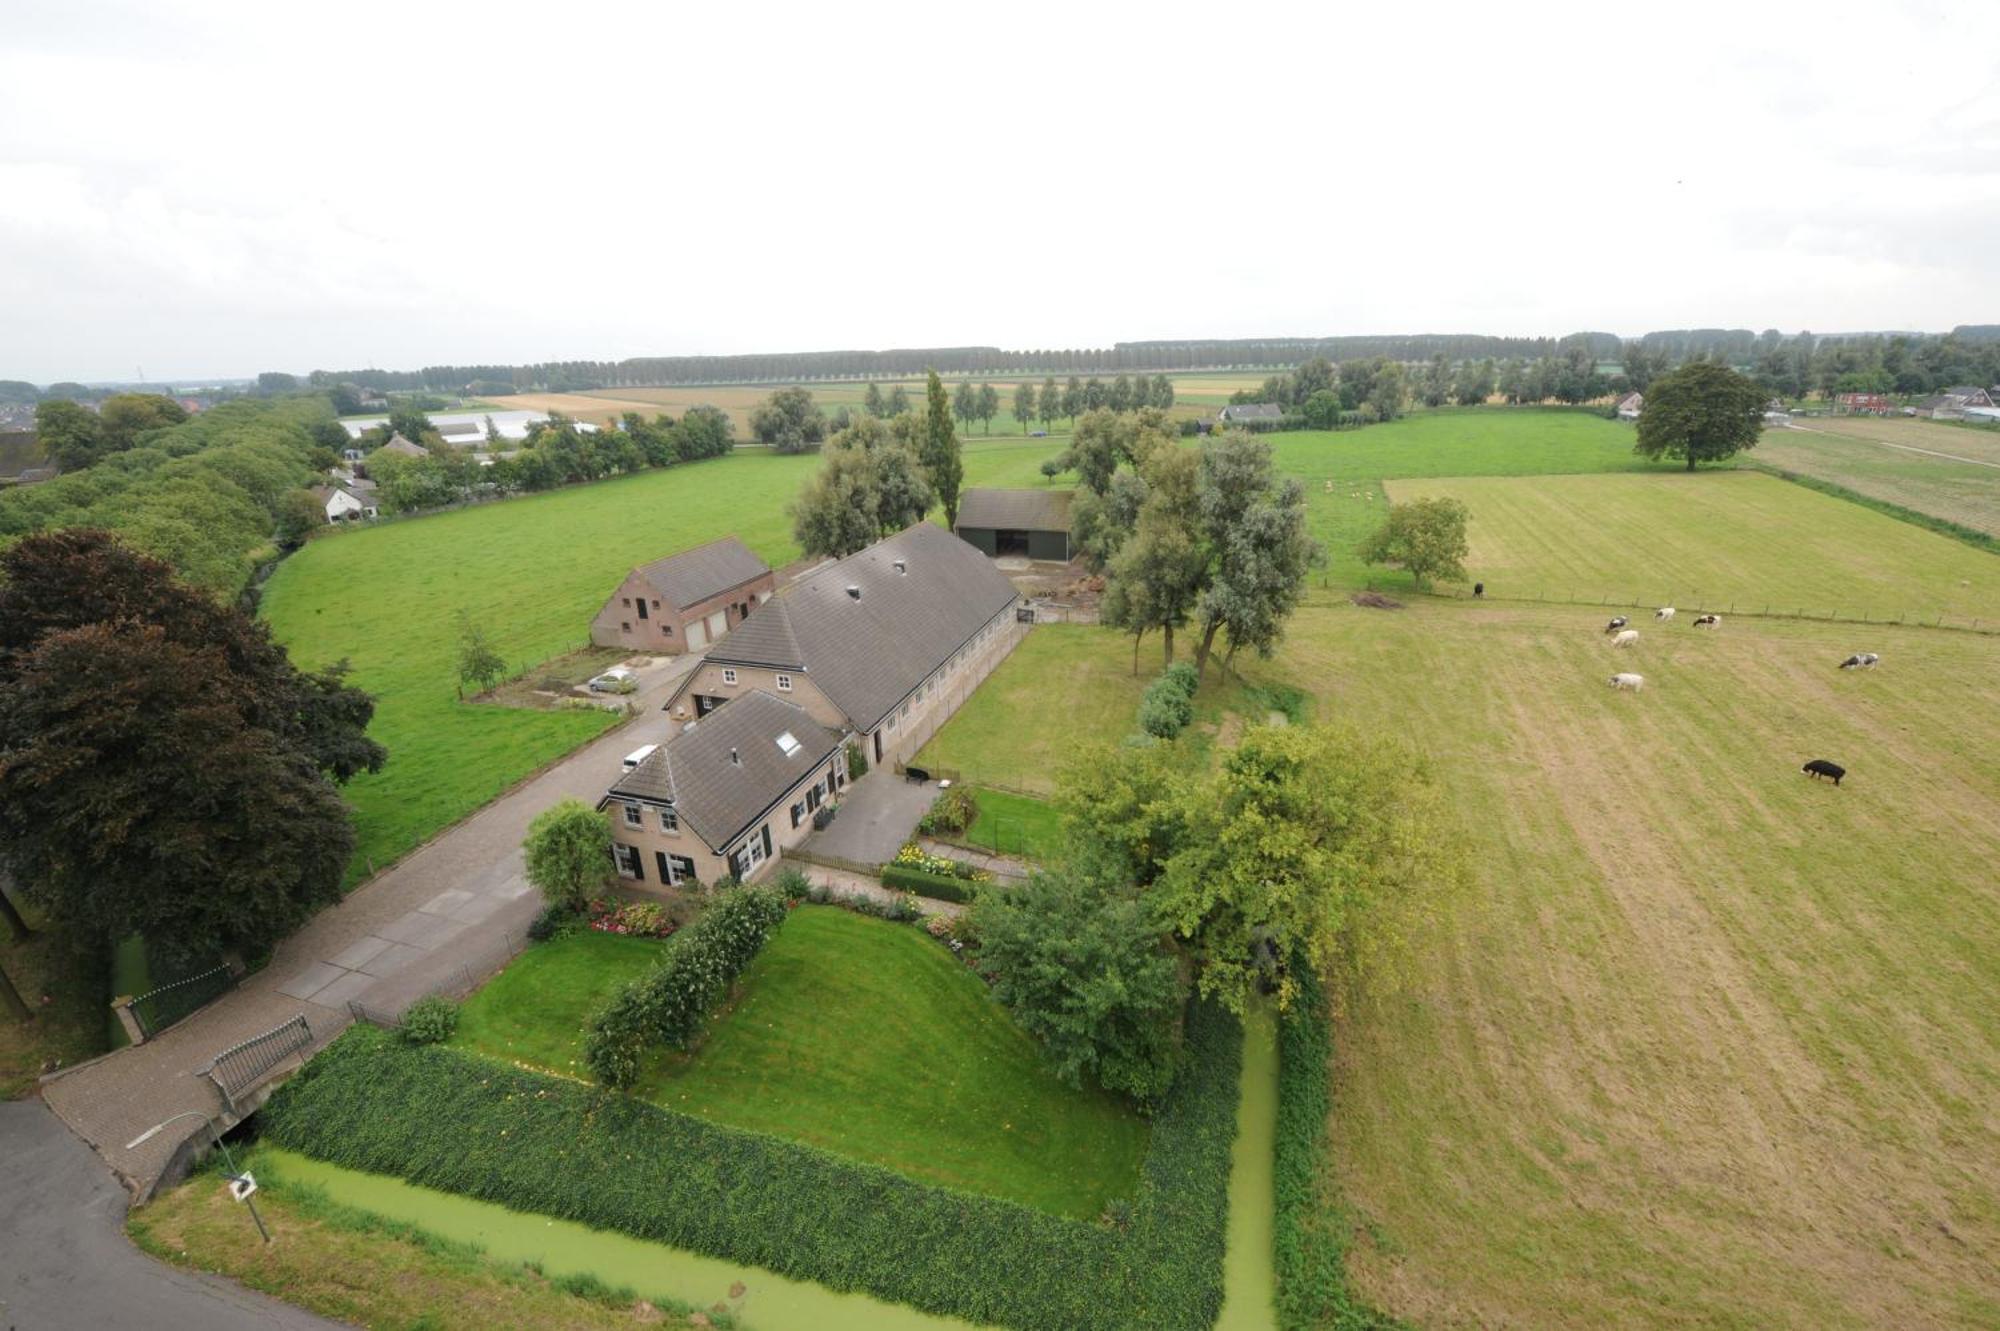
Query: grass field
0,903,107,1096
452,931,668,1076
1758,419,2000,538
957,787,1065,861
1386,470,2000,624
261,439,1067,879
641,906,1148,1219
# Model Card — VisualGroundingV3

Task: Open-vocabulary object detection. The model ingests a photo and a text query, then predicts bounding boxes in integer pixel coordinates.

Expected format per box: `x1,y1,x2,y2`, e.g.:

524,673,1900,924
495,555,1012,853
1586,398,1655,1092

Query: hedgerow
880,863,980,903
262,1000,1241,1331
1275,964,1404,1330
582,886,787,1088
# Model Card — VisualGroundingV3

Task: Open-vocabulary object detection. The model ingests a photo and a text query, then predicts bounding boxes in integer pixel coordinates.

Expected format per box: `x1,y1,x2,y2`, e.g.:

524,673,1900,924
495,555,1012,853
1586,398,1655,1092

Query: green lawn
957,787,1065,861
261,440,1065,882
1387,469,2000,623
1755,419,2000,539
643,906,1147,1219
452,931,668,1078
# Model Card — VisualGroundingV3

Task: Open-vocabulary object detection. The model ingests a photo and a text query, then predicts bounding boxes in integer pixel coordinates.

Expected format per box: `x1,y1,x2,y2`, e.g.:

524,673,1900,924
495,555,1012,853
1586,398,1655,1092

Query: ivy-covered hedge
583,886,786,1088
1276,964,1403,1330
880,863,979,903
263,1001,1242,1331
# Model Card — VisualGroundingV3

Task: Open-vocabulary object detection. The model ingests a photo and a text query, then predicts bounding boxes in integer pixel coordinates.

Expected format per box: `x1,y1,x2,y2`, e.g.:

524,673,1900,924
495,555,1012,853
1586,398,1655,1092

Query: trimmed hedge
881,863,980,903
263,1000,1242,1331
1275,965,1404,1330
1139,661,1200,739
583,886,786,1088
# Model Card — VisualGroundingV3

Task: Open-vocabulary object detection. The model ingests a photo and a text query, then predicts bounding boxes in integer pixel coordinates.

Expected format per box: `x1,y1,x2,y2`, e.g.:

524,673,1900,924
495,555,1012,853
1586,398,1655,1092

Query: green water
1216,1002,1279,1331
257,1148,982,1331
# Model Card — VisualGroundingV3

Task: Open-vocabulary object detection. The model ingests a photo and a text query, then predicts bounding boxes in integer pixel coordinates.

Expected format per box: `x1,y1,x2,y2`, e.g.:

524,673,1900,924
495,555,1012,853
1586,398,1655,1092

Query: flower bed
892,843,989,882
586,898,676,939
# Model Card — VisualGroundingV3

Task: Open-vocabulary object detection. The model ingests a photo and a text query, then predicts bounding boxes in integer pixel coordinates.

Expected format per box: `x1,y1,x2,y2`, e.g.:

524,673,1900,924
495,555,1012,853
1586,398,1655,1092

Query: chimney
729,747,740,766
893,559,906,575
845,584,862,600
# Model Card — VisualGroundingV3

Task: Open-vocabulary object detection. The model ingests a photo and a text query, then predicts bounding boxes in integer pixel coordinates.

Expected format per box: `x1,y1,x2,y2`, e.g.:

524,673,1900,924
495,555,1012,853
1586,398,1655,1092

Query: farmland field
1757,419,2000,538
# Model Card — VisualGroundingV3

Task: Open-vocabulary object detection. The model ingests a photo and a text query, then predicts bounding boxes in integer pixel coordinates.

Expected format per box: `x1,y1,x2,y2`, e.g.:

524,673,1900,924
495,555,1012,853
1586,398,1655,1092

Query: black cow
1801,759,1846,786
1603,615,1629,634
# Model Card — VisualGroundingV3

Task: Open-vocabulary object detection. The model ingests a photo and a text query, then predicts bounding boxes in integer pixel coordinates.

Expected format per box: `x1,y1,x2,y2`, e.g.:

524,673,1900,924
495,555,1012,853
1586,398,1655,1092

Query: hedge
582,886,787,1088
263,1000,1242,1331
1275,965,1404,1330
880,863,980,903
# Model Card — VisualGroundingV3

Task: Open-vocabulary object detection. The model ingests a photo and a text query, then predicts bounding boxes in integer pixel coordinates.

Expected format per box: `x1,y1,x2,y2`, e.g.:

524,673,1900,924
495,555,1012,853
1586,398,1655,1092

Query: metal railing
201,1014,312,1112
130,963,237,1040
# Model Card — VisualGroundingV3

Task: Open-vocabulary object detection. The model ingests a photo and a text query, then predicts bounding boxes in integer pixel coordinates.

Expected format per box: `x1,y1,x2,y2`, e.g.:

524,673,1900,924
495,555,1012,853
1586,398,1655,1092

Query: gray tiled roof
607,691,841,848
954,488,1074,533
1220,402,1285,420
378,433,428,457
706,522,1019,731
634,536,771,610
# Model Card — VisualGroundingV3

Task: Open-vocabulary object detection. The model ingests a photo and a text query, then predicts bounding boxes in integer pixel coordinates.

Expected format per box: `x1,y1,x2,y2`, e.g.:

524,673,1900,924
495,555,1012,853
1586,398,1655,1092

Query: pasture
1384,470,2000,625
1758,419,2000,539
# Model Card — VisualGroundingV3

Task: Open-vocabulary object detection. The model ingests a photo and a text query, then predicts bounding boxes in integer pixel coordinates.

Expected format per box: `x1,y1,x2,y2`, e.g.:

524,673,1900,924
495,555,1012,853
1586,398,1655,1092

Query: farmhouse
1219,402,1285,424
663,521,1026,770
600,690,847,887
589,536,775,654
1616,392,1644,420
953,487,1074,561
1916,386,1995,419
310,484,378,522
376,432,429,460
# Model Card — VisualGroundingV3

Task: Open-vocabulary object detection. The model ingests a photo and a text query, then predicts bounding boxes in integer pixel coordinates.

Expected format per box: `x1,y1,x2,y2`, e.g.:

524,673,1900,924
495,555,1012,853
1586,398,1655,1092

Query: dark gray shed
953,488,1074,562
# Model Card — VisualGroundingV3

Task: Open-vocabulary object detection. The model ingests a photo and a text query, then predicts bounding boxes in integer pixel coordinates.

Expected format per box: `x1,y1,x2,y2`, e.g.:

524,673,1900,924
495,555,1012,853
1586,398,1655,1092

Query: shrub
1138,663,1198,739
916,785,978,836
523,799,613,909
527,902,579,943
844,739,869,780
263,999,1241,1331
881,863,979,904
772,866,812,901
583,887,787,1088
400,995,459,1045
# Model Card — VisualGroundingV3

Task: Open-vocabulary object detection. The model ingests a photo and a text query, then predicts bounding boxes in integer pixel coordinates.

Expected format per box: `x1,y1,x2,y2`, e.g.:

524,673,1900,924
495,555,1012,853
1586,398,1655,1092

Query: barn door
686,618,708,650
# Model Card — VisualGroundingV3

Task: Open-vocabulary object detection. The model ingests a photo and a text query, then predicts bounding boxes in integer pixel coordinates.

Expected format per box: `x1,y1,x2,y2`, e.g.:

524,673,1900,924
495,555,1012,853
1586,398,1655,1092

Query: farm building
590,536,775,654
663,521,1026,771
375,432,429,460
600,689,847,888
1219,402,1286,424
953,487,1075,562
1837,392,1892,415
1616,392,1644,420
1916,386,1995,419
310,484,378,522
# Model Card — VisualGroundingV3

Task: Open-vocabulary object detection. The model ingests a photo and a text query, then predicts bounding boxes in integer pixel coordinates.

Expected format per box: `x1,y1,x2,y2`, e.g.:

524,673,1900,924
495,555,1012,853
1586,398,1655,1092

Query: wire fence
1375,581,1998,636
129,962,238,1040
345,929,529,1030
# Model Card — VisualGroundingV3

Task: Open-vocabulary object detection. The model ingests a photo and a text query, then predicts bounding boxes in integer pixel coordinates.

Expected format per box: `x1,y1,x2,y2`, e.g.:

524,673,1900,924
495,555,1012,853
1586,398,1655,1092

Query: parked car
623,743,658,770
588,666,638,694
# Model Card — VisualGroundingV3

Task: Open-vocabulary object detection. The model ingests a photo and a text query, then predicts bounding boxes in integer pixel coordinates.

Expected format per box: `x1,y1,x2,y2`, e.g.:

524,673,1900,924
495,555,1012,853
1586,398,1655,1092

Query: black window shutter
761,825,773,858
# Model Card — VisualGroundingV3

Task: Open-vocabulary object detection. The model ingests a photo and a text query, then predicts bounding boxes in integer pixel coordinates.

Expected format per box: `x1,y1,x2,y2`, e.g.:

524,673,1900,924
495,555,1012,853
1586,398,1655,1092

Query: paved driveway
803,769,937,867
0,1099,344,1330
41,652,705,1198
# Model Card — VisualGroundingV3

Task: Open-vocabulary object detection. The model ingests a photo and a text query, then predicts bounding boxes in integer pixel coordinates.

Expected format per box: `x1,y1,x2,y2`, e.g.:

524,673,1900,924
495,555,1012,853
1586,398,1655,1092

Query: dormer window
776,673,793,691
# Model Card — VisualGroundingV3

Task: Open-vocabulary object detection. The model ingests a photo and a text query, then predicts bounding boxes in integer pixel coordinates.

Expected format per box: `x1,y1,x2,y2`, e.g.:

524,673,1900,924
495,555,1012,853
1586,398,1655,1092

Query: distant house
1913,388,1992,419
600,690,848,888
436,420,485,446
663,522,1026,772
590,536,776,654
311,484,378,523
376,432,429,459
953,488,1074,562
1616,392,1644,420
1837,392,1891,415
1219,403,1286,424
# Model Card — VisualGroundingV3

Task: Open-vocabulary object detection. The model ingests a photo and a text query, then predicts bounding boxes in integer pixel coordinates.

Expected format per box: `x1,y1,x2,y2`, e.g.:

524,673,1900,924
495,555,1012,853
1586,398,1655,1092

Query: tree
976,383,999,434
257,371,299,393
1038,377,1060,431
970,868,1185,1103
33,399,103,470
98,394,189,453
1634,361,1767,471
1359,496,1469,590
456,615,506,693
276,488,324,547
1108,375,1133,413
863,382,885,418
952,380,977,435
523,799,613,910
1063,376,1083,423
1189,433,1321,677
672,405,734,461
790,423,935,559
1012,382,1036,434
922,370,965,527
1418,354,1451,407
1300,390,1343,429
748,387,827,454
328,382,364,415
1152,725,1463,1012
885,384,911,417
1151,374,1175,411
386,406,436,446
1102,447,1206,667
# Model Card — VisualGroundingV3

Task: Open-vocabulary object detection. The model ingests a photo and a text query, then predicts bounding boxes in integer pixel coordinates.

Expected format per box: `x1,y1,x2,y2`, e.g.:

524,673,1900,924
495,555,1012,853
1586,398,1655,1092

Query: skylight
775,731,802,757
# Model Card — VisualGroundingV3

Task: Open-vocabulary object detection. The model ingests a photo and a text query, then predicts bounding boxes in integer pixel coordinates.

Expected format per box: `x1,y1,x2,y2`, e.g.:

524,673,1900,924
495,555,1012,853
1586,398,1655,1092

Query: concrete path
41,653,706,1198
803,768,936,866
0,1099,345,1330
788,862,968,920
914,837,1031,884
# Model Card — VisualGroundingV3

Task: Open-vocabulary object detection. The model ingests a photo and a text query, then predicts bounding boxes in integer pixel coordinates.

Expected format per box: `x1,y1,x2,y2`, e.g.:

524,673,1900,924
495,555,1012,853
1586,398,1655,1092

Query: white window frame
721,668,738,686
776,673,793,691
623,802,642,828
613,844,641,879
658,807,679,834
738,831,767,872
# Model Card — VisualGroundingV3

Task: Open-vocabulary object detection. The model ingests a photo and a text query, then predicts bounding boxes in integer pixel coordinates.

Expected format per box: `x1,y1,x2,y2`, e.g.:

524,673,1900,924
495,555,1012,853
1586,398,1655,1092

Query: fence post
111,997,147,1046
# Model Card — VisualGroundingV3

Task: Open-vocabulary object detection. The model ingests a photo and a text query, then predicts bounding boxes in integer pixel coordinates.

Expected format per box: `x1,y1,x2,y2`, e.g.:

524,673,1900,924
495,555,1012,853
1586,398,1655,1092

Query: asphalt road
0,1099,343,1331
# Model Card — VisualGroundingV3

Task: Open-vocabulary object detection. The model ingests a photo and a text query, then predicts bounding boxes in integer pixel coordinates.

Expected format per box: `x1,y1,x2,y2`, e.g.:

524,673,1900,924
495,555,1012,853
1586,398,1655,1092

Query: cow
1801,759,1846,786
1692,613,1720,628
1655,607,1676,622
1604,615,1629,634
1607,673,1644,692
1838,652,1880,670
1613,629,1640,648
1473,582,1484,598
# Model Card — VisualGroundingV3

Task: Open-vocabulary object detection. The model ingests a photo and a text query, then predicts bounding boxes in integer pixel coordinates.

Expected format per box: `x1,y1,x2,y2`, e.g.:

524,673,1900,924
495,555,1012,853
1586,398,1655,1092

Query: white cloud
4,0,1999,380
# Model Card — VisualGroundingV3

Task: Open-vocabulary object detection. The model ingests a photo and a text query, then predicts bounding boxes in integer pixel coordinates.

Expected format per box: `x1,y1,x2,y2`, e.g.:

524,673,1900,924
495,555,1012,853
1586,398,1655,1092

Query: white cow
1655,606,1676,622
1608,672,1645,692
1613,629,1640,648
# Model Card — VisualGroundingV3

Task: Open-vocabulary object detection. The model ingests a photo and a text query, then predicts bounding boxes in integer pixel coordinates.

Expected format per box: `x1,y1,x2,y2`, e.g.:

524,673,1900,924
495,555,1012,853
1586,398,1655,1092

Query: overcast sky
4,0,1997,383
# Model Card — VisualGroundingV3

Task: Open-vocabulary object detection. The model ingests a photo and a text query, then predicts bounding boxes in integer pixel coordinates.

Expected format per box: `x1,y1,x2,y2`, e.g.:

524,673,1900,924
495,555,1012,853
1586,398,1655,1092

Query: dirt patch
1351,591,1405,610
475,645,653,711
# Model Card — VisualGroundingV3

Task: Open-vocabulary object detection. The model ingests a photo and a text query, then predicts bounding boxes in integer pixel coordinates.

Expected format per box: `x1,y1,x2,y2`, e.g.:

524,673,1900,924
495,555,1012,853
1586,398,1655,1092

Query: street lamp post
126,1110,270,1243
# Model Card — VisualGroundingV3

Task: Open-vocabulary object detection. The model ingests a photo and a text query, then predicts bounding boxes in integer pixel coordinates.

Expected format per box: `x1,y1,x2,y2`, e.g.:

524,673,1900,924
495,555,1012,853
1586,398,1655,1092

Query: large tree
1634,361,1766,470
33,399,104,471
970,867,1185,1103
97,393,189,454
976,383,999,434
1188,433,1321,677
921,370,965,528
748,387,828,454
789,419,935,558
523,799,613,910
1012,382,1036,434
1359,495,1469,590
1102,446,1206,667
